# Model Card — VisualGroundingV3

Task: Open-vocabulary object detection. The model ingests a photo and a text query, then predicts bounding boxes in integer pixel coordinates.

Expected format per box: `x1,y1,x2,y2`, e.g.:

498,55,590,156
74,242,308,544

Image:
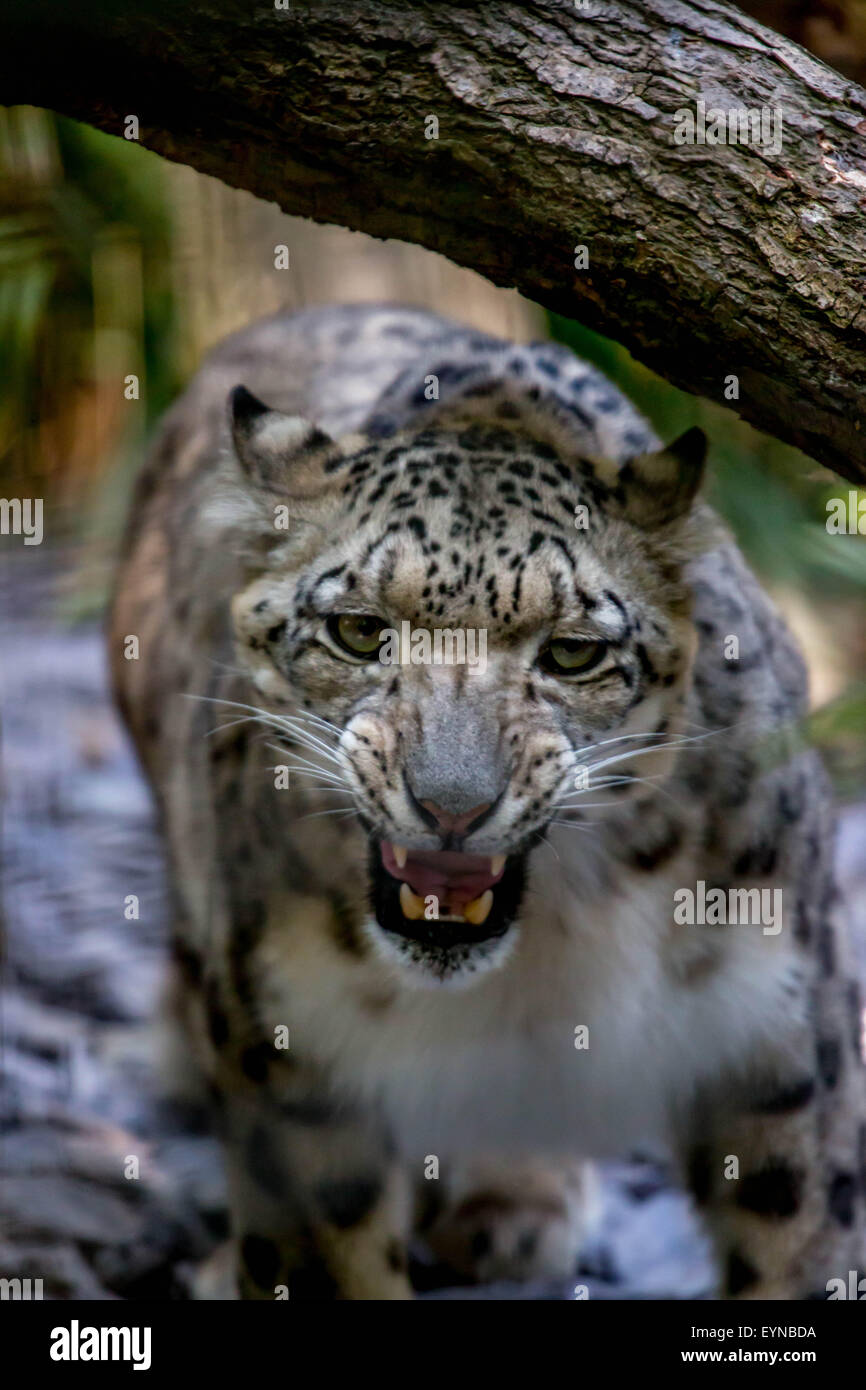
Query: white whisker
265,773,353,796
583,741,697,776
186,694,345,767
202,714,259,738
293,709,344,738
270,719,344,765
554,801,626,811
264,752,349,789
534,831,561,863
266,746,345,779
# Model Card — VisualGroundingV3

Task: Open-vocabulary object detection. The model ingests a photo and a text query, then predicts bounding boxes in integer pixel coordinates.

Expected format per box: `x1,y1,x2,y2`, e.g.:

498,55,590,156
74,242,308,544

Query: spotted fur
112,304,865,1299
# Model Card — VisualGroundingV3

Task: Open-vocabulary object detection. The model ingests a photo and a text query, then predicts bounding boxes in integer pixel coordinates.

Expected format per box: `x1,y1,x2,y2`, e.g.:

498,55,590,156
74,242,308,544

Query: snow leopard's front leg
684,988,866,1300
222,1081,413,1300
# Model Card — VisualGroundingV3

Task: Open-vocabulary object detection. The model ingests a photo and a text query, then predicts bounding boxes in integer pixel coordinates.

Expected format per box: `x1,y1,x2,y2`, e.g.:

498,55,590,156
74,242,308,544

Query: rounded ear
229,385,338,493
619,427,707,527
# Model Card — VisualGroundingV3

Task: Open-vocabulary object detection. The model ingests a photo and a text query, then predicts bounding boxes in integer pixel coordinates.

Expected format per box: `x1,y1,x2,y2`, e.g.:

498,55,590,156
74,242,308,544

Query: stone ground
2,551,864,1300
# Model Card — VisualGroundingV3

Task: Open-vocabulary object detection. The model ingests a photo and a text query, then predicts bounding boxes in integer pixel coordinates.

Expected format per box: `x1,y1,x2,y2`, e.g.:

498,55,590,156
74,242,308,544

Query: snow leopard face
228,368,707,985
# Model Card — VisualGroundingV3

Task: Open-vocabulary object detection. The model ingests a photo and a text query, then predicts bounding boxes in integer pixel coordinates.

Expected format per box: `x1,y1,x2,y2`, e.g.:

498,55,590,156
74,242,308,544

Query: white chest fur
252,841,804,1165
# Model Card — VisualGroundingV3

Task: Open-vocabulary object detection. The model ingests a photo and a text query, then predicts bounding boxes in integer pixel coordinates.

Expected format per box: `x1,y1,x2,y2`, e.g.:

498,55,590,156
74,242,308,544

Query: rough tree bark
3,0,866,483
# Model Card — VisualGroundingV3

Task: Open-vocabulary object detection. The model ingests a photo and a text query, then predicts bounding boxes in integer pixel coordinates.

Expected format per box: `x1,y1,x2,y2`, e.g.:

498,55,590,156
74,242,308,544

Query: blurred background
0,105,864,1300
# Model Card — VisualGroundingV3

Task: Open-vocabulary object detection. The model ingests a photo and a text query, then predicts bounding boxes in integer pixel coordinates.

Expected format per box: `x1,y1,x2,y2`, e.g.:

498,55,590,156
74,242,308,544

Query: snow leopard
110,302,866,1299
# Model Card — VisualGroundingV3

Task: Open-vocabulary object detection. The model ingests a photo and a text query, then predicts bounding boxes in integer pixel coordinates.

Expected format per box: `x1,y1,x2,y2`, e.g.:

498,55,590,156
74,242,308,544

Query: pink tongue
381,843,504,910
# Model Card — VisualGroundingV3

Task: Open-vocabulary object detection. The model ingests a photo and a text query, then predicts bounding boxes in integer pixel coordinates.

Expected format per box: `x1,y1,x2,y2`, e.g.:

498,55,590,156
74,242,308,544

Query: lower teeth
396,881,495,927
463,888,494,926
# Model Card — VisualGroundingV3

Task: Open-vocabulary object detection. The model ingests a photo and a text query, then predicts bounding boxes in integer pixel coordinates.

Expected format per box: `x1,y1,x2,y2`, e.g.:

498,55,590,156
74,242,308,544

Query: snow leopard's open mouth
370,840,526,950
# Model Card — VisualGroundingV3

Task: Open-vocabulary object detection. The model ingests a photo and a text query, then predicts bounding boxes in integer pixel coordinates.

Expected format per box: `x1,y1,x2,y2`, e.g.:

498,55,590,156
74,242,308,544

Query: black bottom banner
4,1297,859,1376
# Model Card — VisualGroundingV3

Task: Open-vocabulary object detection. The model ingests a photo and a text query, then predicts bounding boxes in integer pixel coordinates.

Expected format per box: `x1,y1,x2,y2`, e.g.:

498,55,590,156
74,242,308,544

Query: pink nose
420,800,492,835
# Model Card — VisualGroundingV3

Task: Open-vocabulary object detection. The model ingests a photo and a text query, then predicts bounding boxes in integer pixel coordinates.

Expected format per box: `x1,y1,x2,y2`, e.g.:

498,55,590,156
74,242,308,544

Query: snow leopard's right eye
327,613,388,659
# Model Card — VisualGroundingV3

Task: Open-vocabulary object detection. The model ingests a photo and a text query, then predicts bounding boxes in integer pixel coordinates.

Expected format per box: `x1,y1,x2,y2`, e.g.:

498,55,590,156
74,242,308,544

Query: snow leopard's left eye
327,613,388,658
538,638,607,677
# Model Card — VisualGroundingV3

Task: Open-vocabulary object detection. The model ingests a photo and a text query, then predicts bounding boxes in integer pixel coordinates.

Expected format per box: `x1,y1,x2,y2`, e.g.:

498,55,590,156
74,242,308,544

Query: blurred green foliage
0,109,179,504
53,116,180,418
807,682,866,798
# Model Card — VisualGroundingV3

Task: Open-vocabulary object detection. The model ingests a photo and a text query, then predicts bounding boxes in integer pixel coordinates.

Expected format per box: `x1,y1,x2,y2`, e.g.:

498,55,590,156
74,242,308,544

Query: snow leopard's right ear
229,385,343,496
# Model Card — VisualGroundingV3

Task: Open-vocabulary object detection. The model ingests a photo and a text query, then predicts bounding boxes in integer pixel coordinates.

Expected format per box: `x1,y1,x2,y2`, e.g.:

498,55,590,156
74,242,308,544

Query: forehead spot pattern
285,426,678,676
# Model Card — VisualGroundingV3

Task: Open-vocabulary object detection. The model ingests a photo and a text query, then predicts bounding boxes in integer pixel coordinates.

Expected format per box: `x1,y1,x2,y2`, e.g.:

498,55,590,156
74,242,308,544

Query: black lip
368,841,526,950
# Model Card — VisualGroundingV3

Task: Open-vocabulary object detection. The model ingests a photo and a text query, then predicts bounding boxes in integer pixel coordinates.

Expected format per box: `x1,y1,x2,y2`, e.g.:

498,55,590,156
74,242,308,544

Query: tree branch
4,0,866,482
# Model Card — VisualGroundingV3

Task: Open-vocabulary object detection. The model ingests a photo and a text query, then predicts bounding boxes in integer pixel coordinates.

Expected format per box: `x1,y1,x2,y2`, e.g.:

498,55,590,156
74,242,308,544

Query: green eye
538,638,607,677
327,613,387,658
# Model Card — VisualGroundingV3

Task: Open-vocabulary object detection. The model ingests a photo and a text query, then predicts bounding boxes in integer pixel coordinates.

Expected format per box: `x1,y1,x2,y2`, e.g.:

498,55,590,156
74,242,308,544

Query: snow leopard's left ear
229,385,343,495
618,427,707,528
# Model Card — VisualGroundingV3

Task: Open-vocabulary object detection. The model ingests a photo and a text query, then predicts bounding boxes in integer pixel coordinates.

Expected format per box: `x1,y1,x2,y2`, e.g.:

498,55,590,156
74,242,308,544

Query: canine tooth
490,855,506,876
399,882,425,920
463,889,494,926
393,844,408,869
